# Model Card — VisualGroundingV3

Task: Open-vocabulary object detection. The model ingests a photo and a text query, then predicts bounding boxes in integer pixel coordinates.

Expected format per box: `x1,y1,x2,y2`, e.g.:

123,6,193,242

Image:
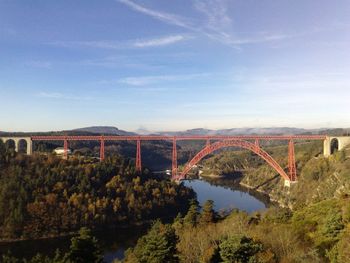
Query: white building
53,147,71,155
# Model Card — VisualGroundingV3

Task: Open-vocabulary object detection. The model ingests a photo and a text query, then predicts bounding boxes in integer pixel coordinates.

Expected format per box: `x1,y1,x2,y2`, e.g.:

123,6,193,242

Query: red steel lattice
30,135,326,182
177,139,290,181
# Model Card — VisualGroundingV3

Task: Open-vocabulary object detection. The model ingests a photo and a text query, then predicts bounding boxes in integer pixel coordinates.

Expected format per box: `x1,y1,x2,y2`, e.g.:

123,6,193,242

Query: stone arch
330,138,339,154
18,139,28,154
4,139,17,151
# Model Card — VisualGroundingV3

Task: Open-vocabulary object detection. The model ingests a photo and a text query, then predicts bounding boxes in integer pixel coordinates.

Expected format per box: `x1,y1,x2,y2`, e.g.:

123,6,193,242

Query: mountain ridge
0,126,349,136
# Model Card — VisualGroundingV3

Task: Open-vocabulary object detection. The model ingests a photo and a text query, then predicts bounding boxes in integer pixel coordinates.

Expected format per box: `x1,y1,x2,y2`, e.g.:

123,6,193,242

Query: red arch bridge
29,135,327,184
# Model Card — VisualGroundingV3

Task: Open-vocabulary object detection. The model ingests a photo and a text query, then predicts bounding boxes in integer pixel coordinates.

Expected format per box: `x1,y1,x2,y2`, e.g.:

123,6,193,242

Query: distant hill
0,126,349,137
72,126,136,136
155,127,314,136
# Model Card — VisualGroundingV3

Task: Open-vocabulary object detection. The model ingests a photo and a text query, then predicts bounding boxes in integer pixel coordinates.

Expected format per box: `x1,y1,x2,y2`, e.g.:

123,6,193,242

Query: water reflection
183,178,268,213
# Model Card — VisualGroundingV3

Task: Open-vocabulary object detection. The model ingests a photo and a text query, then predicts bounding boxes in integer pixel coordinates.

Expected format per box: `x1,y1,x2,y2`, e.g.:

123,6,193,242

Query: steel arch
177,139,290,181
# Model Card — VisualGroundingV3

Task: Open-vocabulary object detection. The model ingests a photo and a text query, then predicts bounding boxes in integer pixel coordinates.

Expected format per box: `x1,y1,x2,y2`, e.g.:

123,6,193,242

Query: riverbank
200,171,291,209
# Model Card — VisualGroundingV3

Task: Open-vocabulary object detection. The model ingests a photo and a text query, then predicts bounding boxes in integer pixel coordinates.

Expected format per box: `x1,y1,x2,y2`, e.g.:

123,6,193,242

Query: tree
172,213,183,232
183,199,199,227
126,220,178,263
1,251,19,263
219,235,263,263
65,227,103,263
199,200,215,225
322,213,344,239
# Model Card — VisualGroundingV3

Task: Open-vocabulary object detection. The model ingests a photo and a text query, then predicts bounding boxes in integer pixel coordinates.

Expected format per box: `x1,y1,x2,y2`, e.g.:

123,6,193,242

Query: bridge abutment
324,136,350,157
0,137,33,155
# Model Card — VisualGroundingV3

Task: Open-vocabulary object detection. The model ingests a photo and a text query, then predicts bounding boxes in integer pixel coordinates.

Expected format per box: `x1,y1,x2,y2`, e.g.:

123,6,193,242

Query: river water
0,178,269,262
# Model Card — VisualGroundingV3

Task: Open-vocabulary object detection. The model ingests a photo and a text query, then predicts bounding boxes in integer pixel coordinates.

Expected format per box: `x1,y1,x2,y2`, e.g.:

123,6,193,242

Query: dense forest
123,196,350,262
0,140,195,241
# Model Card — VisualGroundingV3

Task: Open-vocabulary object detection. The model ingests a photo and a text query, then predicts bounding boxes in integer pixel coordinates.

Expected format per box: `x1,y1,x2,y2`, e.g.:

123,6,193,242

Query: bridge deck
31,135,327,141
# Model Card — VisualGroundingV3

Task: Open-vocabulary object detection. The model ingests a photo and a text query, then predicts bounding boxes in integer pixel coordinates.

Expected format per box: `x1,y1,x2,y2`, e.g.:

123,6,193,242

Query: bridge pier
136,139,141,172
284,179,298,187
324,136,350,157
172,138,177,179
100,136,105,161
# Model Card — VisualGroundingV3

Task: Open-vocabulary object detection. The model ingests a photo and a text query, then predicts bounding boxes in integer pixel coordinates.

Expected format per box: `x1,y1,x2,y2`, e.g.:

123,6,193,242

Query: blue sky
0,0,349,132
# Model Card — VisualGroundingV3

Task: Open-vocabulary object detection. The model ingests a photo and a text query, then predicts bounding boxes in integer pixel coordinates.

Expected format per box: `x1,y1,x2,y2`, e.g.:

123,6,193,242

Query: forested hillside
123,197,350,262
0,141,195,241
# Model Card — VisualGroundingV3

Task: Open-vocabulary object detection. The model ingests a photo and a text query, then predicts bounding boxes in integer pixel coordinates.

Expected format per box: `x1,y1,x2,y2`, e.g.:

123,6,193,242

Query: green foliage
219,235,263,263
302,158,332,181
322,213,344,239
292,198,344,252
125,220,178,263
1,251,19,263
172,213,183,232
262,207,292,224
199,200,215,225
183,199,199,227
65,227,103,263
0,232,100,263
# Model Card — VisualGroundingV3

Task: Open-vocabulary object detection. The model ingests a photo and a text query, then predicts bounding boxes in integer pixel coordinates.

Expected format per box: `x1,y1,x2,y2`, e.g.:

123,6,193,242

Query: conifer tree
183,199,199,227
172,213,184,234
65,227,103,263
199,200,215,225
127,220,178,263
219,235,262,263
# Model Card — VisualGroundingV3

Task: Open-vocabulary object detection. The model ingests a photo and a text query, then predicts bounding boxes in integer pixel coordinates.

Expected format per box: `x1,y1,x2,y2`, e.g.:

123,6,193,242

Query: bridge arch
330,138,339,154
18,139,28,154
4,139,17,151
324,136,350,157
178,139,290,181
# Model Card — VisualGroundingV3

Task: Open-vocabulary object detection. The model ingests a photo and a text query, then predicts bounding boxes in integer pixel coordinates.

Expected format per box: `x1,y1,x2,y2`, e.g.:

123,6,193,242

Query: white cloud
116,0,298,48
49,34,188,50
116,0,193,29
118,73,208,86
133,35,187,47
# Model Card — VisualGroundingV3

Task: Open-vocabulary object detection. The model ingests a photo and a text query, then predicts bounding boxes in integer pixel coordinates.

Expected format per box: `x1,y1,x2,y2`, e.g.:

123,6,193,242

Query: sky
0,0,350,132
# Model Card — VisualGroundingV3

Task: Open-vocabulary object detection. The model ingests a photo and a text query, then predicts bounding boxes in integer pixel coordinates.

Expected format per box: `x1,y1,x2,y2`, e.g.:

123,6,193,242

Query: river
0,178,269,262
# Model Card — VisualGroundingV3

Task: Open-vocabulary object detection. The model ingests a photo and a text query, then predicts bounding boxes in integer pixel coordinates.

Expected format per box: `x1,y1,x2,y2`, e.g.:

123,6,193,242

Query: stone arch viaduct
0,137,32,155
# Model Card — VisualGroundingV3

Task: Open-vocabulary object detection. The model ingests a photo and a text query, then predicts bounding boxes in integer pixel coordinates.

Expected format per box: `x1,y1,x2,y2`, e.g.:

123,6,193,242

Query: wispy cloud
49,34,188,50
133,35,188,47
116,0,297,48
116,0,193,29
37,92,91,100
194,0,232,31
226,33,295,45
49,40,122,49
118,73,208,86
37,92,63,99
24,60,52,69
